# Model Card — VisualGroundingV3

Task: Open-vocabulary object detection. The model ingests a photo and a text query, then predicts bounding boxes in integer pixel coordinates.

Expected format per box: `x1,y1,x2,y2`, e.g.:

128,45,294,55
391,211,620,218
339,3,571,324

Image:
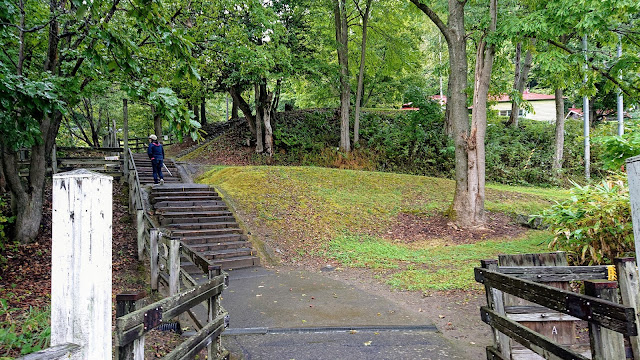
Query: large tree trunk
507,40,535,127
334,0,351,152
152,105,162,139
231,97,239,119
552,88,565,172
254,83,264,153
354,0,372,145
193,103,199,123
262,82,274,157
229,86,256,135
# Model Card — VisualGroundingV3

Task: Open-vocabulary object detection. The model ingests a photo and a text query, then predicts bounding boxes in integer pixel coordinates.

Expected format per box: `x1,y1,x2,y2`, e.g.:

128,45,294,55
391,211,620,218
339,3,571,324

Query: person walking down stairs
148,134,165,185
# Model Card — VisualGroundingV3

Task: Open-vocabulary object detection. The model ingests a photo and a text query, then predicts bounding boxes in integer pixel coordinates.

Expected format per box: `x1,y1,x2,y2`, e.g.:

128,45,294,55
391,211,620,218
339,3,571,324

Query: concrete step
186,241,253,252
154,200,226,208
160,210,233,219
176,233,249,244
160,216,237,225
152,195,223,203
170,227,243,238
155,205,229,214
166,222,239,230
212,256,260,270
198,248,254,261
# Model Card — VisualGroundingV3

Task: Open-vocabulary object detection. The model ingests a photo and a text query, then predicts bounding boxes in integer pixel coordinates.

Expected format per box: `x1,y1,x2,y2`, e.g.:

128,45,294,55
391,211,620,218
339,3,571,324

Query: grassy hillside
197,166,569,291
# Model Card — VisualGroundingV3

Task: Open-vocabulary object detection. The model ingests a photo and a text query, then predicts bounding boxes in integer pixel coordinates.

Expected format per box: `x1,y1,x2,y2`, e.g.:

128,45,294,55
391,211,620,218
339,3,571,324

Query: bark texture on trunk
334,0,351,152
200,100,206,125
354,0,372,145
254,83,264,153
229,86,256,135
507,39,535,127
553,88,565,172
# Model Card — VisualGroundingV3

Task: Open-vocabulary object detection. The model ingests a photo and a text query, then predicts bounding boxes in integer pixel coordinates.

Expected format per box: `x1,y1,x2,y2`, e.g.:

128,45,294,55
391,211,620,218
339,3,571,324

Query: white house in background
491,90,557,121
430,91,558,122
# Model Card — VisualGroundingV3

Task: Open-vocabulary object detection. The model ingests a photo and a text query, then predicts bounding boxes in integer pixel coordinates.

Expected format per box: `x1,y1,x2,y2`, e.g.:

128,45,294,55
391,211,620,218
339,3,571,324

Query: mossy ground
197,166,567,292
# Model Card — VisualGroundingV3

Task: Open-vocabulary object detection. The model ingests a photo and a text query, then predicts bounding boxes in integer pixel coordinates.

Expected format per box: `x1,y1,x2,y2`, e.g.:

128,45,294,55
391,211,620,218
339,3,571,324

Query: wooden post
136,210,144,261
150,229,159,291
615,257,640,359
51,143,58,174
626,155,640,263
116,292,146,360
168,237,180,296
584,280,626,359
208,266,222,359
51,170,112,359
481,260,511,359
123,99,129,181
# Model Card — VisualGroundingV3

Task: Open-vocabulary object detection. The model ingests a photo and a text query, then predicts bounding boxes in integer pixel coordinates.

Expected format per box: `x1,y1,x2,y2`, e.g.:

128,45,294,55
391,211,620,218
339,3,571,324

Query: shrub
538,176,633,265
0,300,51,356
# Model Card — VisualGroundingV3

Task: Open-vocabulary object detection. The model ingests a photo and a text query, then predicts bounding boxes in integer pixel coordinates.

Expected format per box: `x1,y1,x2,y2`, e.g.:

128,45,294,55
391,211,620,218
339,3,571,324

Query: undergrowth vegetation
199,166,564,291
0,300,50,356
259,103,618,186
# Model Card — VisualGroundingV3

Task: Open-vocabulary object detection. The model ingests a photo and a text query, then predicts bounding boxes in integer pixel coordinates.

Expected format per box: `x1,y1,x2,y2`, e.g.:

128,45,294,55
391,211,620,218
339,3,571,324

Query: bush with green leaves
0,301,50,356
538,176,633,265
594,119,640,171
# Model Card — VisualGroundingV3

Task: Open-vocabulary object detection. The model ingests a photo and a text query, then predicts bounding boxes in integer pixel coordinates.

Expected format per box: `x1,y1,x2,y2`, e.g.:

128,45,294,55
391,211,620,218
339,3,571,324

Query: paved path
220,267,468,360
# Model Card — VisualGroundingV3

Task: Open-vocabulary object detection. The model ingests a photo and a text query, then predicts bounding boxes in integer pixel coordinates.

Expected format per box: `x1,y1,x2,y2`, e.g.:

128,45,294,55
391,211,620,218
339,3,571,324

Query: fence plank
584,280,625,360
475,268,638,336
136,210,144,261
480,307,588,360
150,229,159,291
498,265,609,282
116,276,224,346
17,343,82,360
481,260,511,358
116,292,147,360
615,257,640,360
162,314,226,360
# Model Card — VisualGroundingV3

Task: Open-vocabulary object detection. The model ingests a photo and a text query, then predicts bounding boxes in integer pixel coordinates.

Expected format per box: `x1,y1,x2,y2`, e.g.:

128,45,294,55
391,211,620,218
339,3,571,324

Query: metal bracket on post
143,307,163,331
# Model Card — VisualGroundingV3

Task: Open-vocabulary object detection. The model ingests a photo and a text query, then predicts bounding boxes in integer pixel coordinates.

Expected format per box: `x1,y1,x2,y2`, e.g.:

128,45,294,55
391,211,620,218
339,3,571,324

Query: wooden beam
585,280,625,360
480,307,589,360
163,314,226,360
615,257,640,359
475,268,638,336
498,265,609,282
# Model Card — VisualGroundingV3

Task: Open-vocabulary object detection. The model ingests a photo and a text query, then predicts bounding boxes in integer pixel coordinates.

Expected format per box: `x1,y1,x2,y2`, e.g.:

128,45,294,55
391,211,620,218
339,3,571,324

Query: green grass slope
198,166,569,292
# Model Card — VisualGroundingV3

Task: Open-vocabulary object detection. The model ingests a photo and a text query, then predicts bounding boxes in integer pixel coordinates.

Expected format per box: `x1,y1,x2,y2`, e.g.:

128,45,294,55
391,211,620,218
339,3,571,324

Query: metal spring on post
157,321,182,334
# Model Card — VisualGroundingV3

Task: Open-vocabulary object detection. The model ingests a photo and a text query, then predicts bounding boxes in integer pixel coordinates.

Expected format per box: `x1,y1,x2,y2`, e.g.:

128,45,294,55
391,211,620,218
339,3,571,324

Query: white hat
148,134,157,140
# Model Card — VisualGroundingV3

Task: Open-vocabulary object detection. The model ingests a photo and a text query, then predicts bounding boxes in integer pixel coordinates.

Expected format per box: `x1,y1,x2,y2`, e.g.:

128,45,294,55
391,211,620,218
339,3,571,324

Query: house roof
494,90,555,102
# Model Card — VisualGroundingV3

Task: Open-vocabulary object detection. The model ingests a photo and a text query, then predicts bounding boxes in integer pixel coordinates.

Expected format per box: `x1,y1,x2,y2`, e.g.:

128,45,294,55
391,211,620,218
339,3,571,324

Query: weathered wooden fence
477,253,640,360
122,148,229,359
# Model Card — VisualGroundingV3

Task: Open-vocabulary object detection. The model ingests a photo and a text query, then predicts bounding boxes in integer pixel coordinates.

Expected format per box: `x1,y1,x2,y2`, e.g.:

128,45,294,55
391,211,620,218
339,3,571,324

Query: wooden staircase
131,153,182,185
150,183,260,271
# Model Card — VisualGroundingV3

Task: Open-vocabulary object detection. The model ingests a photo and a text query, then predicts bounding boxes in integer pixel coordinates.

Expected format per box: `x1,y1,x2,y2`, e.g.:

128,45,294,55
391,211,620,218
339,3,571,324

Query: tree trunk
354,0,372,145
229,86,256,135
334,0,351,152
507,39,535,127
200,99,206,125
262,83,274,156
254,83,264,153
152,105,162,139
552,88,565,172
231,97,239,119
193,103,199,123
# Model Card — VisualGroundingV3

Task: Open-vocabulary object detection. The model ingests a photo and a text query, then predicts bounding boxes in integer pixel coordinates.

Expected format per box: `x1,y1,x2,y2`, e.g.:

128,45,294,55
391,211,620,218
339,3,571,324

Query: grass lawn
197,166,568,292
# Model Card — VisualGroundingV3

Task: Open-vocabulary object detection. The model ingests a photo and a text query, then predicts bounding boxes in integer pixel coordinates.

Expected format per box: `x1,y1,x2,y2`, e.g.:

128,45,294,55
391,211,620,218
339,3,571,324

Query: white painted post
51,169,112,359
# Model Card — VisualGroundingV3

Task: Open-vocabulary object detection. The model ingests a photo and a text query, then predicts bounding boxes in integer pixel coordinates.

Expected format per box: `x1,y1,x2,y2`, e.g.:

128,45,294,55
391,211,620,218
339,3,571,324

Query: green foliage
538,176,633,265
361,101,454,176
0,301,50,356
594,120,640,171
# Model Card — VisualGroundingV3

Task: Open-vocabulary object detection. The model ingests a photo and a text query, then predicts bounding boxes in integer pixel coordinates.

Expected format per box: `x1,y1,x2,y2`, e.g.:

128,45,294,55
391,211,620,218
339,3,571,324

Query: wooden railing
476,257,640,360
115,269,227,360
122,148,229,359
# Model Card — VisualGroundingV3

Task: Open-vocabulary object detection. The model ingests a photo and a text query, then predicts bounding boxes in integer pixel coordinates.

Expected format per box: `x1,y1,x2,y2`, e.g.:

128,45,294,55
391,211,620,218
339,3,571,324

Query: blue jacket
148,141,164,161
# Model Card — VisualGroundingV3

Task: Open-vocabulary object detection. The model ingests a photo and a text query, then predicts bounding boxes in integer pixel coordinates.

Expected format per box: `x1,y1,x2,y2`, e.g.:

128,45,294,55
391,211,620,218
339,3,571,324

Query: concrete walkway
221,267,468,360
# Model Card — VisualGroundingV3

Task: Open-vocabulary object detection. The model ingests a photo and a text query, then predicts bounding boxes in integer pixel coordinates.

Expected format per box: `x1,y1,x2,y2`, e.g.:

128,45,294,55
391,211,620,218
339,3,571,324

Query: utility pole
617,34,624,136
583,35,590,181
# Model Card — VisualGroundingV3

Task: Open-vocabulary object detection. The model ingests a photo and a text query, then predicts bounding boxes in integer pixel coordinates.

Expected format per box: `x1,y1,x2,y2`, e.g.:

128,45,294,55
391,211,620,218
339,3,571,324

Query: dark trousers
151,159,164,183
